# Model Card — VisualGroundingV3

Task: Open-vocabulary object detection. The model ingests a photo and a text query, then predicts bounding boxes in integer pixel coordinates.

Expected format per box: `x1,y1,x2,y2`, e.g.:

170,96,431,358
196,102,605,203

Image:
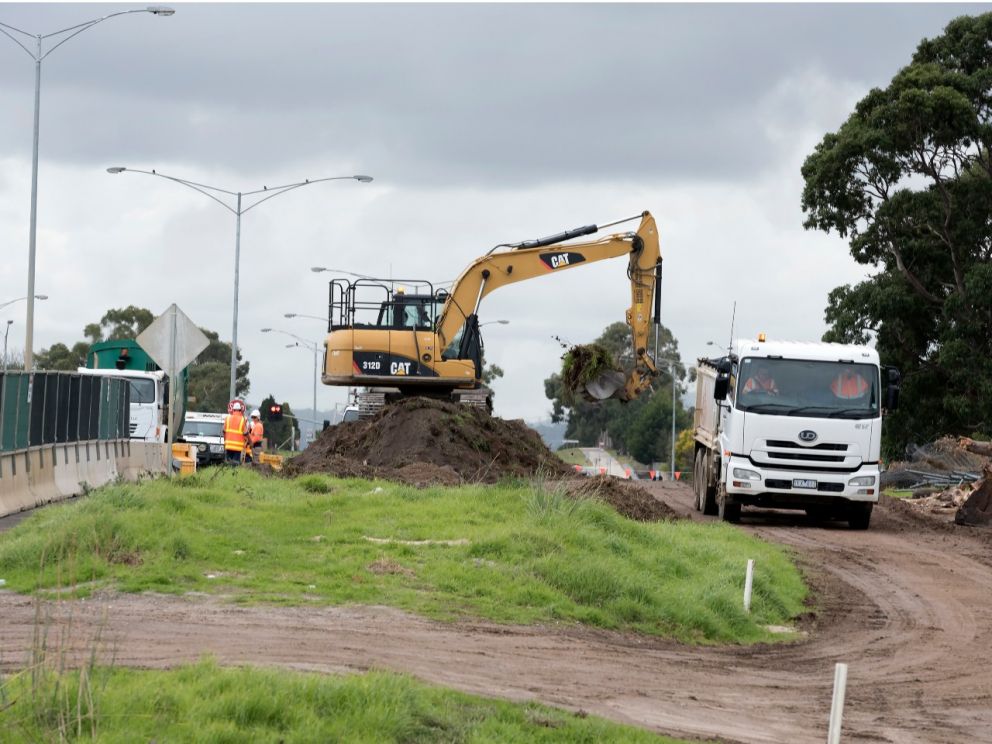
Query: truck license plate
793,479,817,489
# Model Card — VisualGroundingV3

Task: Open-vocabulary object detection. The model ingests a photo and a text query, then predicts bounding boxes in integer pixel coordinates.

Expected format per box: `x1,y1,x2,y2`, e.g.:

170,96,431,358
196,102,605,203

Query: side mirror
886,386,900,411
883,366,901,411
713,373,730,401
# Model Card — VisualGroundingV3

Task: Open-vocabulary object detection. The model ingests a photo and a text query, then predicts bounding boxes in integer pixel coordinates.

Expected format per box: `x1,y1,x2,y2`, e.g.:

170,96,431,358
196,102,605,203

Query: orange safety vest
743,375,778,394
831,372,869,399
224,412,248,451
249,419,264,447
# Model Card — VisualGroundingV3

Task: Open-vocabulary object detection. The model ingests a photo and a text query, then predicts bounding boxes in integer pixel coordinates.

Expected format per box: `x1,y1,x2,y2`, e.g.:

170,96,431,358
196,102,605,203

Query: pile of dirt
563,475,681,522
285,397,572,484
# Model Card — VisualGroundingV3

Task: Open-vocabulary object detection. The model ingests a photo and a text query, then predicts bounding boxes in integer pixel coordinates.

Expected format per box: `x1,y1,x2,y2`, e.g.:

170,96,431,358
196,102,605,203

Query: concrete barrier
0,439,168,519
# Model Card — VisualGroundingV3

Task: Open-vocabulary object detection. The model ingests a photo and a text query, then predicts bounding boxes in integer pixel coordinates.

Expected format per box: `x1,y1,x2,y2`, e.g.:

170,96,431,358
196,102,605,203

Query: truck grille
752,439,863,472
766,440,848,451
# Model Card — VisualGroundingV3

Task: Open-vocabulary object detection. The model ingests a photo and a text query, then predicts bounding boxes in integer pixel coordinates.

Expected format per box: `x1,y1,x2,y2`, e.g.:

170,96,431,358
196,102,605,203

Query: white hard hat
251,409,261,418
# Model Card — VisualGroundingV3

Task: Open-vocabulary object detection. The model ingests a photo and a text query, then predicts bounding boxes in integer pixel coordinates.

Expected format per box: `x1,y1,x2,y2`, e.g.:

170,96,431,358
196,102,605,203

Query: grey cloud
0,3,984,188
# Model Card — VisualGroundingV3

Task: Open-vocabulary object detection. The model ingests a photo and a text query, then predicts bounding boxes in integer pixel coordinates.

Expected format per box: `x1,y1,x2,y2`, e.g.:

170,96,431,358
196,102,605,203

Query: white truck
692,336,900,529
76,367,169,443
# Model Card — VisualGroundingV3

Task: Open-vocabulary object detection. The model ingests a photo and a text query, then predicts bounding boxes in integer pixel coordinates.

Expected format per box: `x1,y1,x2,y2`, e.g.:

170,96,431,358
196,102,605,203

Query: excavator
321,211,663,416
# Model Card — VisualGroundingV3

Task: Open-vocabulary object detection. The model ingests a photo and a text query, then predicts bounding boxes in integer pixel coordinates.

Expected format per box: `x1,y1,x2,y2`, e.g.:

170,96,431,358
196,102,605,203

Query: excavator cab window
377,294,434,330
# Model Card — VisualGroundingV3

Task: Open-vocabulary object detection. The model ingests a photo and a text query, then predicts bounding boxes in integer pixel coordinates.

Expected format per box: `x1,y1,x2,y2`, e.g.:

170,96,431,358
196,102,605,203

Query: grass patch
555,448,589,466
0,659,687,743
0,470,807,644
883,489,914,499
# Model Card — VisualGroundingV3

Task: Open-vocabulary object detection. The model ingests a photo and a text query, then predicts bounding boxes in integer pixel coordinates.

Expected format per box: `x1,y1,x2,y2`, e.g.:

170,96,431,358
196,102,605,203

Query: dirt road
2,485,991,743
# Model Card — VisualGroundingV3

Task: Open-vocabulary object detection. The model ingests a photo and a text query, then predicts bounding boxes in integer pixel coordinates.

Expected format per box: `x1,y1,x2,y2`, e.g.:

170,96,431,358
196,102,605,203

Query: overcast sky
0,2,986,421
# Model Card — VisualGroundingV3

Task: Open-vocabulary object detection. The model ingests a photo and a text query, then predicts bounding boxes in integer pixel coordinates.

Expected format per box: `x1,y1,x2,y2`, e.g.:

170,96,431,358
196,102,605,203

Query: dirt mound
564,475,681,522
285,397,571,484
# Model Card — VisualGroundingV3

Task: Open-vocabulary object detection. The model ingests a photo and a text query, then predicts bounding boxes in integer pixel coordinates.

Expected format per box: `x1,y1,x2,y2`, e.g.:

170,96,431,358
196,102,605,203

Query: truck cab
75,367,168,442
693,337,899,529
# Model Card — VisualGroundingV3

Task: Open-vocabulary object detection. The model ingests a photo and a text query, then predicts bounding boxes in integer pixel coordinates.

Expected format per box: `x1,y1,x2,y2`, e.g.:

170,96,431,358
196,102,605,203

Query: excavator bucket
583,370,626,401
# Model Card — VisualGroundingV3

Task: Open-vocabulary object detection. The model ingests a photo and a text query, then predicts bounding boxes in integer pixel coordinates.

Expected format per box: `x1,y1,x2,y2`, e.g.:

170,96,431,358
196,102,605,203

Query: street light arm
263,327,318,350
241,175,368,197
239,181,311,214
0,26,36,58
0,19,34,37
41,9,164,59
111,168,239,214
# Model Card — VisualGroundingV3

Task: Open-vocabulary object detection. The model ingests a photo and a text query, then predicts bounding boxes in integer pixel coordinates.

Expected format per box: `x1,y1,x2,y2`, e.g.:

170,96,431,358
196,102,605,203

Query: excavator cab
374,290,436,330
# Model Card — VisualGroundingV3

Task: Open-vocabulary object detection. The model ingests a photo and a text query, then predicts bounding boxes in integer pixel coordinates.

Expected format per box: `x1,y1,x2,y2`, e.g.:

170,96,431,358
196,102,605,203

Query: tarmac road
1,483,991,743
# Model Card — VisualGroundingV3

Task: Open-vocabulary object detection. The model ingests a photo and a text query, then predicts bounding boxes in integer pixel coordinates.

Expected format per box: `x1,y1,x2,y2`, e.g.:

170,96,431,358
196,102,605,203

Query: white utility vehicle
693,336,900,529
76,367,168,443
182,411,226,465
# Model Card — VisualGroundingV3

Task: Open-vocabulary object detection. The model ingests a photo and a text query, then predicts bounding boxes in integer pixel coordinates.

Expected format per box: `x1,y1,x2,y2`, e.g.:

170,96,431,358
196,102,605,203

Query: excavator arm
437,211,662,401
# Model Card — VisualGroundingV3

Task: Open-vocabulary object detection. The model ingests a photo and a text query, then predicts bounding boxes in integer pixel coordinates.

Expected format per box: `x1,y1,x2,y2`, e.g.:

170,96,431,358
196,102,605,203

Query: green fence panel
0,373,30,452
98,378,110,441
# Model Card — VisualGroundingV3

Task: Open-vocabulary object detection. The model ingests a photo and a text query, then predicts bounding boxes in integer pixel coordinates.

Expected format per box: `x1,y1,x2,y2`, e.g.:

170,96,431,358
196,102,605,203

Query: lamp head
106,167,127,174
35,294,48,300
284,313,296,318
311,267,325,273
260,328,272,333
146,6,176,16
354,175,373,183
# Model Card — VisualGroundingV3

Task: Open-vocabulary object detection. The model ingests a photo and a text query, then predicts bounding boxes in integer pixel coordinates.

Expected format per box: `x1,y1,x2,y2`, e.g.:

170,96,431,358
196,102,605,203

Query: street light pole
3,320,13,373
109,169,372,400
0,7,174,371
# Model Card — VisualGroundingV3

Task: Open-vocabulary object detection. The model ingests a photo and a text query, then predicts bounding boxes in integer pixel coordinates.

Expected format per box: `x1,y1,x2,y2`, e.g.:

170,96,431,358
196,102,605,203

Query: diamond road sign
136,304,209,376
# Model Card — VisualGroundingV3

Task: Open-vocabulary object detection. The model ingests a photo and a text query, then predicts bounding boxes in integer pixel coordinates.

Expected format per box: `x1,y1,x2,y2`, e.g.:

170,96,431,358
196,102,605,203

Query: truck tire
848,502,873,530
717,488,741,523
702,453,718,516
693,452,704,511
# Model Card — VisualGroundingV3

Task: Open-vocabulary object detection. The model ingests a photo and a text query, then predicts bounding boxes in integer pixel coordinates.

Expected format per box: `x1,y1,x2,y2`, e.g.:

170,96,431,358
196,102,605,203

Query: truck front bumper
725,458,880,505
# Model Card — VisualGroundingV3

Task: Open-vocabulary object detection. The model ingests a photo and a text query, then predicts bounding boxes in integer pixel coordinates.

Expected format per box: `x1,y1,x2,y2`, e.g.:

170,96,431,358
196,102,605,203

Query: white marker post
827,662,848,744
743,559,755,613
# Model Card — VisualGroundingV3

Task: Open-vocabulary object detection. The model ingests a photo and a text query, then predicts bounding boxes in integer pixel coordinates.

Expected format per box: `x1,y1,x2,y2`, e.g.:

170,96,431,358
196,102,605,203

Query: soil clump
563,475,681,521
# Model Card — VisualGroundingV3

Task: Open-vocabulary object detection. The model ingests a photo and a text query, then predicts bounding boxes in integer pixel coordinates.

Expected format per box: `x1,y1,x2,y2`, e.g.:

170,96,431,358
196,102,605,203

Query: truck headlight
733,468,761,481
210,444,224,453
848,475,876,486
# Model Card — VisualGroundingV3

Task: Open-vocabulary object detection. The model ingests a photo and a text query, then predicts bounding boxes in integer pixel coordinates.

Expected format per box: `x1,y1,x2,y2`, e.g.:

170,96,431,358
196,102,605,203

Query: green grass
884,489,914,499
555,448,589,466
0,659,687,743
0,470,807,643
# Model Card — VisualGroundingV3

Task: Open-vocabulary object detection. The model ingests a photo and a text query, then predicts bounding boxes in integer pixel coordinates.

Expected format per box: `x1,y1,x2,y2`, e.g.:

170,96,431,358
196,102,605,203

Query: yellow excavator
321,211,663,416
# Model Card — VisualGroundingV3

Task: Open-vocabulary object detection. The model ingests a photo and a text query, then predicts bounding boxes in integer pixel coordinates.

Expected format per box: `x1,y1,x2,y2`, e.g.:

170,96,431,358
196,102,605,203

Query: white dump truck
693,336,900,529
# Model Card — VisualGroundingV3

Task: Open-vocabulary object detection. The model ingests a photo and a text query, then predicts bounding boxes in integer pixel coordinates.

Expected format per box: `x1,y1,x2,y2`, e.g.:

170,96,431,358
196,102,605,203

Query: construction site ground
2,479,991,743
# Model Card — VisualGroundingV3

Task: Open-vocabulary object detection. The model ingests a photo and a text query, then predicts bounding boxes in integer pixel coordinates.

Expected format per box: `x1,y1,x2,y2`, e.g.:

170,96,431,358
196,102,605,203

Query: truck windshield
126,378,156,404
736,358,879,419
184,421,223,437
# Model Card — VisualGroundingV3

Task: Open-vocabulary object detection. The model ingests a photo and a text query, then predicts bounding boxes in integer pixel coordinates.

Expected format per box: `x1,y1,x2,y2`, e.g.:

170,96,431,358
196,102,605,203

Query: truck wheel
717,490,741,523
848,502,873,530
702,455,718,516
693,452,704,511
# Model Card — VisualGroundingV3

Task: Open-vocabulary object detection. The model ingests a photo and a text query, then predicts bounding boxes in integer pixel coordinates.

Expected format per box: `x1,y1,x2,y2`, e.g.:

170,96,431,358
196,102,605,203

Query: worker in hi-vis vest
831,368,870,399
247,409,264,462
223,400,249,464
